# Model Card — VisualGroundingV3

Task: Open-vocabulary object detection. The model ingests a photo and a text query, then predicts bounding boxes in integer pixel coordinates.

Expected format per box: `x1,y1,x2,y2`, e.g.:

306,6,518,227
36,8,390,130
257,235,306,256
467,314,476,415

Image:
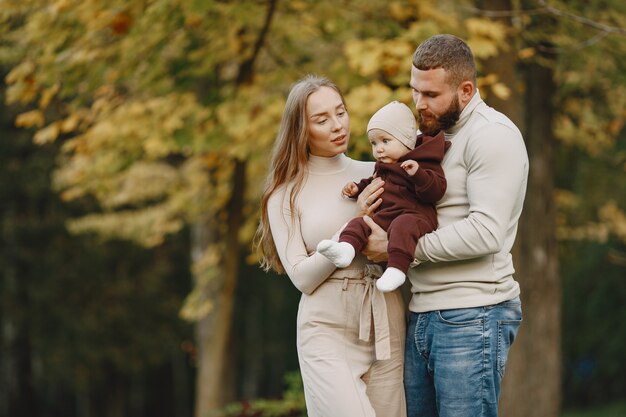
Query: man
363,34,529,417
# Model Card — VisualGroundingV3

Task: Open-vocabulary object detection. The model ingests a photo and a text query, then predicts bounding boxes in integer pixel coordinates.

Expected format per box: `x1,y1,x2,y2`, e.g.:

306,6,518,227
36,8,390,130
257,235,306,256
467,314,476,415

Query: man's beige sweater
408,91,529,313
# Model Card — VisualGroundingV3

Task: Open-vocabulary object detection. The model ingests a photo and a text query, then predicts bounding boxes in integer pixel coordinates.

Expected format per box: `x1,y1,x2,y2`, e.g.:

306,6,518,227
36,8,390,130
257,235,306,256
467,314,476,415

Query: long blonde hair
255,74,346,273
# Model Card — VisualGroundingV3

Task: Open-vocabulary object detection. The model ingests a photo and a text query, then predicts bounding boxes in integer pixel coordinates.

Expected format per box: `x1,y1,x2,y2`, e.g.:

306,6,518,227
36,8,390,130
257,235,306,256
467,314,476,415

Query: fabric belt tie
328,264,390,360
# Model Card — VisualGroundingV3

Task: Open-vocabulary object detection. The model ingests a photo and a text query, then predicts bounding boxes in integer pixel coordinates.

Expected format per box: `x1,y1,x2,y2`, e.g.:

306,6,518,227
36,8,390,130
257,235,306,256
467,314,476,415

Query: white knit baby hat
366,101,417,149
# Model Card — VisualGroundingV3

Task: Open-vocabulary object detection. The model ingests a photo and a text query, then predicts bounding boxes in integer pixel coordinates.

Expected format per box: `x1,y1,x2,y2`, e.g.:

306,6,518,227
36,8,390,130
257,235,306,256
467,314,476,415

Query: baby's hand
401,160,419,176
342,182,358,198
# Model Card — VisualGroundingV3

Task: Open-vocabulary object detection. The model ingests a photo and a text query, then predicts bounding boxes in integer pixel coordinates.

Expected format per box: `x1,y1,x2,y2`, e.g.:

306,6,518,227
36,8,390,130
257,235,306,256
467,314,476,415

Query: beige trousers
297,265,406,417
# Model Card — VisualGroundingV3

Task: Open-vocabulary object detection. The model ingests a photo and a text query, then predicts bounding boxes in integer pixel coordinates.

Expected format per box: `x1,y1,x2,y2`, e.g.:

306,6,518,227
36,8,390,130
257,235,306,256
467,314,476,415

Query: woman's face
306,86,350,157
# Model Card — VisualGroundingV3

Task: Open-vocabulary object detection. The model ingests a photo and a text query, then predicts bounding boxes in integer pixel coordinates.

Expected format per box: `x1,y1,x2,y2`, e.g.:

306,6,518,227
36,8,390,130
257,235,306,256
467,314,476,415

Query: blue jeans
404,297,522,417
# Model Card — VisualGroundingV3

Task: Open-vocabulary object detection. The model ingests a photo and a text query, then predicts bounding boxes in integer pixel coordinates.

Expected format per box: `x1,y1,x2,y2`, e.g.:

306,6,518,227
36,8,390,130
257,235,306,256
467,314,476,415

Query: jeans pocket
497,318,521,378
436,307,483,326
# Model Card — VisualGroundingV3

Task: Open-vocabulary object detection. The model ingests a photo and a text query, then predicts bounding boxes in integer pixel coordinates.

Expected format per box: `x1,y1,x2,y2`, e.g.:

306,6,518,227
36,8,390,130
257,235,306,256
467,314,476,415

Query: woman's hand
362,216,388,262
356,178,384,217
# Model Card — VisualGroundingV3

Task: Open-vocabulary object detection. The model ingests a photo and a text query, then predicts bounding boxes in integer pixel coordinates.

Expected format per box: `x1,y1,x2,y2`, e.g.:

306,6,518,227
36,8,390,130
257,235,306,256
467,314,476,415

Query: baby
317,101,448,292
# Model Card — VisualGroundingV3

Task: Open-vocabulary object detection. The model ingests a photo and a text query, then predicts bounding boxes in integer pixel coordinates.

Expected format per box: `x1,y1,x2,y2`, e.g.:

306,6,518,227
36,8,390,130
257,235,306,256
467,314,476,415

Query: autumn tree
3,0,625,415
0,65,195,417
540,1,626,411
468,1,625,416
1,1,286,414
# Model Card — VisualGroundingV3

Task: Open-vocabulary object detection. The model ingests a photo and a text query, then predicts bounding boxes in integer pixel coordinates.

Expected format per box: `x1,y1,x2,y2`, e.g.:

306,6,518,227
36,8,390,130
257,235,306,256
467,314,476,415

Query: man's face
410,66,461,136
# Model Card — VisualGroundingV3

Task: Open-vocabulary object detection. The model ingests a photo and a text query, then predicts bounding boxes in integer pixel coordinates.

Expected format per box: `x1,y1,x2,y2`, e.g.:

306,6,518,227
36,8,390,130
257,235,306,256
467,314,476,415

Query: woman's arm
267,189,338,294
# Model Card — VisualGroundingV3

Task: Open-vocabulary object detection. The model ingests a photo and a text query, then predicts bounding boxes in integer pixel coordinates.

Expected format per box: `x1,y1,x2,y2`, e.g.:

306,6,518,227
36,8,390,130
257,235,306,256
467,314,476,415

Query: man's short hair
412,34,477,87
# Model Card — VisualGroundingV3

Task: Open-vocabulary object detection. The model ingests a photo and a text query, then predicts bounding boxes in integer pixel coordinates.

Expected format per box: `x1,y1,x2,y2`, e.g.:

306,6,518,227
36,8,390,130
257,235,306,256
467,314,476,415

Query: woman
256,74,406,417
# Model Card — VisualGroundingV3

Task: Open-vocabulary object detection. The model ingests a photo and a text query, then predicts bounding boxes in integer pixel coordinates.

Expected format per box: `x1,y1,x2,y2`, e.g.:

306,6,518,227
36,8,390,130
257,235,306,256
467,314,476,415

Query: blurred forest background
1,0,625,417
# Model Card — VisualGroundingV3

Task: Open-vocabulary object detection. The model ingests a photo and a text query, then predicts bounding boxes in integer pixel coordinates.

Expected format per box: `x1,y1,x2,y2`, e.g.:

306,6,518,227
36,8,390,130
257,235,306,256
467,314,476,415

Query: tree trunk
0,74,37,417
474,0,523,127
172,348,191,417
500,54,562,417
1,172,37,417
193,0,273,409
472,2,561,415
193,159,246,417
192,0,275,409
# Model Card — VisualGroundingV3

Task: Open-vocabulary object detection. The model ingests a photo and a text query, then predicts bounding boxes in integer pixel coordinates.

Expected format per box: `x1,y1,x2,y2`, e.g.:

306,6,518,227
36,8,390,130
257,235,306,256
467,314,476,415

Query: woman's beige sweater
267,154,374,294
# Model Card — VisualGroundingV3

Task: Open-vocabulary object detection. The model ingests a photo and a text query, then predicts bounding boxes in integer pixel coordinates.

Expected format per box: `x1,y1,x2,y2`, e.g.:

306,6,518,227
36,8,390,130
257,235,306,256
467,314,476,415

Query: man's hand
356,178,384,216
362,215,388,262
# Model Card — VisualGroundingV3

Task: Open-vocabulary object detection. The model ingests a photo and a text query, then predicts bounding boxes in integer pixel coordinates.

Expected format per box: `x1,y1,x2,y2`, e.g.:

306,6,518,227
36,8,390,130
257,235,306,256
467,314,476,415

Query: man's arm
414,123,529,263
362,215,389,263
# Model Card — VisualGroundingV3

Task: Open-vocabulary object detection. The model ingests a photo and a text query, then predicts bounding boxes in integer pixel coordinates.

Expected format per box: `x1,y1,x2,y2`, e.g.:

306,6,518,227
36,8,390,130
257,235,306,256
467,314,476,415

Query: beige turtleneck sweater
409,90,529,312
267,154,374,294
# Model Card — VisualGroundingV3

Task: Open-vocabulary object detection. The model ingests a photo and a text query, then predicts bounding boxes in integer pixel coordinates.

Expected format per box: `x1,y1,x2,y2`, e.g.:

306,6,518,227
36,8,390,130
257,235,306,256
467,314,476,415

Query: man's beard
417,96,461,136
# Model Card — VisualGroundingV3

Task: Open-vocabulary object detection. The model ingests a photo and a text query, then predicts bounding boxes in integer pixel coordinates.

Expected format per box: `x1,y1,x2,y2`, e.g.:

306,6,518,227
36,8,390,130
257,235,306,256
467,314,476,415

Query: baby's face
368,129,411,163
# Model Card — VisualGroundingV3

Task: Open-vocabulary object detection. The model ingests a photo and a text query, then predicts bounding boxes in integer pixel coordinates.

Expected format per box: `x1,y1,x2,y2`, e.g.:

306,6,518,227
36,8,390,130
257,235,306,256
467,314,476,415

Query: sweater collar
445,89,483,139
307,153,350,175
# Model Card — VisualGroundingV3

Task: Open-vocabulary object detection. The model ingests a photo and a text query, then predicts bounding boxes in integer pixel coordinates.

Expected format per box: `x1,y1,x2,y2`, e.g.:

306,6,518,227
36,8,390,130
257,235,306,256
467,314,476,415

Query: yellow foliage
389,2,414,21
599,201,626,242
466,18,507,44
5,60,35,85
143,136,174,159
344,39,385,77
16,110,45,128
7,0,624,324
467,38,499,60
478,74,511,101
555,189,581,211
179,287,214,321
191,245,222,279
287,1,308,11
102,162,179,209
345,82,395,139
557,195,626,244
239,214,260,247
491,83,511,100
556,222,610,243
345,37,414,85
60,113,82,134
6,80,38,105
418,2,456,27
179,244,223,321
518,47,536,60
216,86,284,159
66,203,184,247
34,122,61,144
7,0,455,253
39,82,60,109
555,97,618,155
50,0,73,14
464,18,509,61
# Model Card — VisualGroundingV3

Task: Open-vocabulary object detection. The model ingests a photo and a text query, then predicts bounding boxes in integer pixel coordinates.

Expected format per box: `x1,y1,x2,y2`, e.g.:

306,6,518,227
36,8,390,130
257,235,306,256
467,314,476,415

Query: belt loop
342,278,348,291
